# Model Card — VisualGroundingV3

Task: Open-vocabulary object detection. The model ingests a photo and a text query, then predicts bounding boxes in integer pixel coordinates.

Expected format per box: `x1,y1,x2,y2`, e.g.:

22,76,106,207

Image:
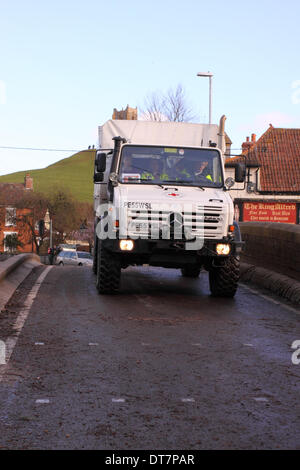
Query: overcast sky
0,0,300,175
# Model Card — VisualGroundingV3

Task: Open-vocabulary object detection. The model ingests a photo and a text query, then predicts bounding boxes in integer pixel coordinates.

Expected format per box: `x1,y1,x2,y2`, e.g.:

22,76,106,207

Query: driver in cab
172,159,213,183
193,160,213,182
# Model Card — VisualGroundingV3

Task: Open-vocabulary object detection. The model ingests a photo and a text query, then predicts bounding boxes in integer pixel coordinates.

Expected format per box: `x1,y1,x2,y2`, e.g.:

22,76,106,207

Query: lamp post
44,209,52,249
197,71,213,124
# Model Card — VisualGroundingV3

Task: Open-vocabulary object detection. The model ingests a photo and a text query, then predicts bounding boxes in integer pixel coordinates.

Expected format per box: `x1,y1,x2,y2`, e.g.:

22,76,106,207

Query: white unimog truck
93,116,245,297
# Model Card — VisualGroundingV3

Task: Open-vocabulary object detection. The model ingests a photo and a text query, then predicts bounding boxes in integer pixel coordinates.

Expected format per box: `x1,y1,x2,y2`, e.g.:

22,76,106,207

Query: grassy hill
0,149,96,203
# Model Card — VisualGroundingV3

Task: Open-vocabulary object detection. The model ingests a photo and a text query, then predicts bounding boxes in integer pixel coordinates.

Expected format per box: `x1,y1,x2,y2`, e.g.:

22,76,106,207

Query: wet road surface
0,264,299,449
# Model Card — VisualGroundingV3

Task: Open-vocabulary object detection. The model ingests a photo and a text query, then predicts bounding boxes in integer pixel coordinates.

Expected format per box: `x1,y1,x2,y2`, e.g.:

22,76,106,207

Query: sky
0,0,300,175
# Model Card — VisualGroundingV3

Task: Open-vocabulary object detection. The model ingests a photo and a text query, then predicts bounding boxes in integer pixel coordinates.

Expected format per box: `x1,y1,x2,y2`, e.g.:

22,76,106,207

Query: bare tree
141,84,195,122
16,189,93,253
47,189,81,244
141,90,167,122
16,191,49,255
70,220,94,252
47,190,94,246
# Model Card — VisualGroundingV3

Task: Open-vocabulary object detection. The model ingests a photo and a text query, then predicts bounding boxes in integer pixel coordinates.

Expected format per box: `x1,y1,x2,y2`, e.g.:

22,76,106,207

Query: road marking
253,397,269,402
34,342,44,346
89,343,99,346
191,343,202,347
0,267,52,378
0,340,5,364
112,398,125,403
141,342,151,346
240,283,299,314
181,398,195,403
35,399,50,404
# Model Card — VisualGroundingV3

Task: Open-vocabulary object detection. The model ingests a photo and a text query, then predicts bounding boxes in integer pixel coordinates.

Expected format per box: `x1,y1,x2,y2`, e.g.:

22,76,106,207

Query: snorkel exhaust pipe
218,115,226,157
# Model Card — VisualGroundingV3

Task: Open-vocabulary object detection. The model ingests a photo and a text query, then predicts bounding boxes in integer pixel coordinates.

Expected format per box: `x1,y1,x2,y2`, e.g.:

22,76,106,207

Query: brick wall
0,207,34,253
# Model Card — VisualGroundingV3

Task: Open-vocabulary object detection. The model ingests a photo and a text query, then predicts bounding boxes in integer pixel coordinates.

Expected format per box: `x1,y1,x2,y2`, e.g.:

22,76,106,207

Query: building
112,105,138,120
225,125,300,224
0,174,35,252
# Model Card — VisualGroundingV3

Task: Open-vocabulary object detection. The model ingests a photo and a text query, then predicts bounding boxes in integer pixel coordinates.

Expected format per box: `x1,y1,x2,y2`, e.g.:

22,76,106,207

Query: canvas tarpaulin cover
98,120,222,151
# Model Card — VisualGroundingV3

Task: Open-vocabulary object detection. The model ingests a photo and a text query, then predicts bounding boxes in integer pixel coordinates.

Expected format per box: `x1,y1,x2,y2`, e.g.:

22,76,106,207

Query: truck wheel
96,242,121,294
181,266,201,278
209,256,240,298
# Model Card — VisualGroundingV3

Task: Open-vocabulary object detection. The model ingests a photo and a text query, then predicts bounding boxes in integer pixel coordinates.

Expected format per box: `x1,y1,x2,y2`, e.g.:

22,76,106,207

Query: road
0,264,299,450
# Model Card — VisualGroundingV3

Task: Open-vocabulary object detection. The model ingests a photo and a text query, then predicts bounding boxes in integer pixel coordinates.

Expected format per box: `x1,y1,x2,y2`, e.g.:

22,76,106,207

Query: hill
0,149,96,203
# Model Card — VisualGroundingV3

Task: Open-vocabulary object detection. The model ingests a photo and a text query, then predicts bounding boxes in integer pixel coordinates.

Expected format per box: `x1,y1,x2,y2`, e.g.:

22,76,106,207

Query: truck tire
93,238,98,274
96,242,121,294
209,255,240,298
181,266,201,278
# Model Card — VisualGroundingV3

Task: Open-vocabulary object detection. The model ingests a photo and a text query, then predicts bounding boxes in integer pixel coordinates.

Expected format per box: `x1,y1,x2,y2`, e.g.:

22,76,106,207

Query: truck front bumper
100,237,244,257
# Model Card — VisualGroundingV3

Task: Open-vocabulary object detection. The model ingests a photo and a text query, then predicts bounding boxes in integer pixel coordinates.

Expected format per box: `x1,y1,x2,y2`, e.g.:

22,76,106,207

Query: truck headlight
216,243,231,255
119,240,134,251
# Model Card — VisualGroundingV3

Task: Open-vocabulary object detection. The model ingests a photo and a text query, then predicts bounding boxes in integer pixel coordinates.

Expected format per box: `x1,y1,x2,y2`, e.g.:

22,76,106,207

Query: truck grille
125,205,225,239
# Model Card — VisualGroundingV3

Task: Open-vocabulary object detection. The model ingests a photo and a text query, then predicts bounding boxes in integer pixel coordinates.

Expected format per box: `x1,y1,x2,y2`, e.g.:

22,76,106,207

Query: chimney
242,135,255,153
24,174,33,190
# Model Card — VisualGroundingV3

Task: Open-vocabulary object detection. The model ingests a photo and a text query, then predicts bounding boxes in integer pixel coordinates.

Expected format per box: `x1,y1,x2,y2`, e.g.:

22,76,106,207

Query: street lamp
44,209,52,249
197,71,213,124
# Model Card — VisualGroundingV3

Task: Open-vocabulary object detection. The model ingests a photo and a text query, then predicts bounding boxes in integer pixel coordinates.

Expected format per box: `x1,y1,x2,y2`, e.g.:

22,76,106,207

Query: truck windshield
118,145,223,188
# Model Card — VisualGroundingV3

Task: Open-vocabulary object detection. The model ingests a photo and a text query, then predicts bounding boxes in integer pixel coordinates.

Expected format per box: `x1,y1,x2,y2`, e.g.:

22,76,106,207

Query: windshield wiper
161,180,205,190
161,179,190,184
140,178,164,188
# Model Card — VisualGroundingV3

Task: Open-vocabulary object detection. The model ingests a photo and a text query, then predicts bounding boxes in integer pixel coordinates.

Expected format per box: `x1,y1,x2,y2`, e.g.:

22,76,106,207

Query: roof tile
226,126,300,192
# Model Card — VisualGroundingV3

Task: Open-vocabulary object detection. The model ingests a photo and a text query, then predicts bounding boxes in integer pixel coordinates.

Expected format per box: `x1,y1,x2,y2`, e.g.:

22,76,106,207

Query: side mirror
225,177,235,189
235,163,246,183
96,152,107,173
109,172,119,187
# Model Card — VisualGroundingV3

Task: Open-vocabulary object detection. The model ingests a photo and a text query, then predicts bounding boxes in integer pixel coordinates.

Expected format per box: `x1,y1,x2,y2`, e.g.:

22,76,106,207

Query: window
5,207,16,227
64,251,76,258
77,252,92,259
3,231,18,252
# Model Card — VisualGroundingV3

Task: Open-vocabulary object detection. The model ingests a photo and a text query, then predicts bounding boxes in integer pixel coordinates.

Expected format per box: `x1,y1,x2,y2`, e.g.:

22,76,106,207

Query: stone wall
240,222,300,281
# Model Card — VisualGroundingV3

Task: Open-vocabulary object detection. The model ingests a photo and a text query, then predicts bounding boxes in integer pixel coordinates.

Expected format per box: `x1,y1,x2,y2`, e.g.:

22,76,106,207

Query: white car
56,250,93,266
